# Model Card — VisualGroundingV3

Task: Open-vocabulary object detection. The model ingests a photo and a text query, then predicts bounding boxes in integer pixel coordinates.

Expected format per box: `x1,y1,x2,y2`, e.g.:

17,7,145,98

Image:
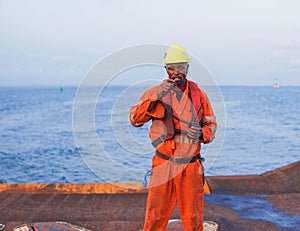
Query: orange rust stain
0,183,147,194
0,181,212,195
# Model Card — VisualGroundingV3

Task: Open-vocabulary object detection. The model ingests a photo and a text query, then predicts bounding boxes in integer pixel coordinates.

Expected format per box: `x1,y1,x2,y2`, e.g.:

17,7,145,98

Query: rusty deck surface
0,161,299,231
1,192,299,230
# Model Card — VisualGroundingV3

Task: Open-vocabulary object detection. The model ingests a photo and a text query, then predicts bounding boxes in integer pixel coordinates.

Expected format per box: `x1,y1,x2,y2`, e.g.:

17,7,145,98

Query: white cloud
271,45,300,69
60,65,78,74
290,59,300,69
1,0,300,86
33,67,44,73
51,56,65,61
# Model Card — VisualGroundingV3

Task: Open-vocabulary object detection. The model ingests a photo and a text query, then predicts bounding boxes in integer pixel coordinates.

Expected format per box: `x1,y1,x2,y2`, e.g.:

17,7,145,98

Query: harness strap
175,129,188,134
151,129,188,148
151,134,166,148
156,151,206,185
160,100,190,125
155,150,204,164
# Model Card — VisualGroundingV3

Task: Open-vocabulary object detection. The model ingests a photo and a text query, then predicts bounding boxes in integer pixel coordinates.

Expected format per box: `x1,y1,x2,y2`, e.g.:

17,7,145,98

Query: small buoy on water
274,78,280,89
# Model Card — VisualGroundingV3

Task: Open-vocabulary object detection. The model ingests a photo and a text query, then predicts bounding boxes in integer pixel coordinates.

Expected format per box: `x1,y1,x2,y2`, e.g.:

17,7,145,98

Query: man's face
165,62,189,87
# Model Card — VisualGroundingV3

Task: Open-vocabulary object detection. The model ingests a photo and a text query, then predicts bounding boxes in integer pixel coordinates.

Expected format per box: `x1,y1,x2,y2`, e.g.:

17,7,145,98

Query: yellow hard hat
163,44,190,64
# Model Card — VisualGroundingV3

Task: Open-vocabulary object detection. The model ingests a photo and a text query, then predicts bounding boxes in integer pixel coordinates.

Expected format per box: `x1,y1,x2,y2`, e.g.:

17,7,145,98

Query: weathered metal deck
0,161,299,230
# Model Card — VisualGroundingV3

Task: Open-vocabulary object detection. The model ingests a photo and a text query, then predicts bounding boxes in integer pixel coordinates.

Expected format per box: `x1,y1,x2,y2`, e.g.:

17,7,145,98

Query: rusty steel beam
207,161,300,194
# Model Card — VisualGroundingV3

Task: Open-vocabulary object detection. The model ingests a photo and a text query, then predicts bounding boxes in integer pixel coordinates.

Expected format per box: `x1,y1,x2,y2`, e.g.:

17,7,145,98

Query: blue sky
0,0,299,86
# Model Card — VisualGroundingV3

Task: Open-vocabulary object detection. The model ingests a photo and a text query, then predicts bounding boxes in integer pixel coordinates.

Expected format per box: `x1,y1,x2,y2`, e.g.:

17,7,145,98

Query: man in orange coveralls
129,44,217,231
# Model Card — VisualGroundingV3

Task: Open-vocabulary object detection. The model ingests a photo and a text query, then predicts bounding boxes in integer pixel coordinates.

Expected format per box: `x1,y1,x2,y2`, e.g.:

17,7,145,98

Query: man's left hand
187,123,202,140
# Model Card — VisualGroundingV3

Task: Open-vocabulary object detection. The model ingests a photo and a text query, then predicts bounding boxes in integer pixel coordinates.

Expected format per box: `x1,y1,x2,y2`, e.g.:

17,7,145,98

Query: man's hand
187,121,202,140
157,79,176,99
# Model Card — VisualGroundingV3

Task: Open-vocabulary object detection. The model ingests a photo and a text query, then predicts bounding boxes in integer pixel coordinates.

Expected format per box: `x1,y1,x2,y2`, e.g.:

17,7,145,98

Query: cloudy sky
0,0,299,86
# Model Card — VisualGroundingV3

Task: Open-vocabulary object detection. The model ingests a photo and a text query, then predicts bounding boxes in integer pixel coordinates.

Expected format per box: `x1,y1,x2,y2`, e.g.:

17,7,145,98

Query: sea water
0,86,299,183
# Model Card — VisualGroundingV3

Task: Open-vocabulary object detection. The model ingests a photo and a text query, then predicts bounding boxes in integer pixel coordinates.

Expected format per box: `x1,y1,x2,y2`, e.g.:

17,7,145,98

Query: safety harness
152,81,204,165
151,80,202,148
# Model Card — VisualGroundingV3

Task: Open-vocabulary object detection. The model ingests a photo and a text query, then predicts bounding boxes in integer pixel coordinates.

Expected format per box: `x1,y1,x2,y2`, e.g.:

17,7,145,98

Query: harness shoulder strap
188,81,202,121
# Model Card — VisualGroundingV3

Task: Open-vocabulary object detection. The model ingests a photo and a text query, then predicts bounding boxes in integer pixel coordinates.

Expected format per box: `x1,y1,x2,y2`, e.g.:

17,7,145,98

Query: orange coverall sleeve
200,90,217,144
129,86,165,127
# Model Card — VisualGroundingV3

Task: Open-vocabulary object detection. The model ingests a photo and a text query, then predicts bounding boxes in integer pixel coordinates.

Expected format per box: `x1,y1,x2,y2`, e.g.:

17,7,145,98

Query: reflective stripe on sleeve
201,116,216,123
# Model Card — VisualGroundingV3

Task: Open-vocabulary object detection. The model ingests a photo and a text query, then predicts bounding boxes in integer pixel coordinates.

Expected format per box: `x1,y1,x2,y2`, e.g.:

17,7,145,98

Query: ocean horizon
0,85,299,183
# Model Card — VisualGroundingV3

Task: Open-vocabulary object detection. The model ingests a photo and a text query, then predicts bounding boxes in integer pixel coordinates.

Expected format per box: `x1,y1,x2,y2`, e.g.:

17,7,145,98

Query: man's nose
173,68,180,74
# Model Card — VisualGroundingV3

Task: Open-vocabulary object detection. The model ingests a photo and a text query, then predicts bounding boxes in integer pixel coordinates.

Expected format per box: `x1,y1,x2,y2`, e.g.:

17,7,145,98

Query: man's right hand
157,79,176,99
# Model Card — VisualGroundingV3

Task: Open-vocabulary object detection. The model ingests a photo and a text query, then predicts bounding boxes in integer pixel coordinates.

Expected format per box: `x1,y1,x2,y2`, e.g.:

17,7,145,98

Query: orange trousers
143,159,204,231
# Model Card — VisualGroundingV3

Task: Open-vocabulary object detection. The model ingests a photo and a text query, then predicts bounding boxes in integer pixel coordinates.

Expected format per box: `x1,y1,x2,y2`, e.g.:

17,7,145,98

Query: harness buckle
171,157,183,164
159,134,166,142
